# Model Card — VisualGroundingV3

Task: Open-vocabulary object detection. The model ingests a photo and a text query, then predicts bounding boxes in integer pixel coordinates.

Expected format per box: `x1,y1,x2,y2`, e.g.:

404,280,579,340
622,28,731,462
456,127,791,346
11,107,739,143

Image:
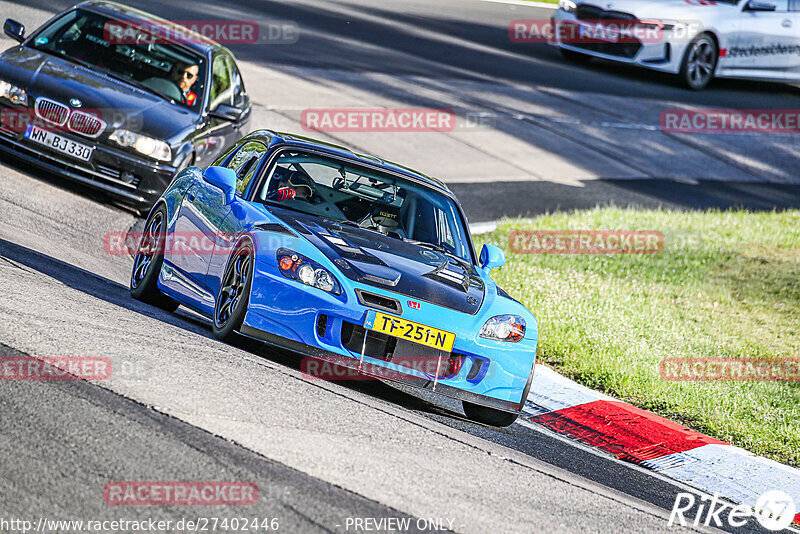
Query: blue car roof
244,129,451,194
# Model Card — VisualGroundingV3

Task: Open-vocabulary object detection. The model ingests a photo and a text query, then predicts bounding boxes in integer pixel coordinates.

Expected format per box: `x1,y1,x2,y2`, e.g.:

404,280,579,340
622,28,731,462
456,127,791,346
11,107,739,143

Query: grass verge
476,207,800,466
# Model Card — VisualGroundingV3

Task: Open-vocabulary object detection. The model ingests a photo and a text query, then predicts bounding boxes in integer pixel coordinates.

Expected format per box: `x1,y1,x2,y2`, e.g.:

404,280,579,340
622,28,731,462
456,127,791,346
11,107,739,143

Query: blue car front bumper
240,258,537,414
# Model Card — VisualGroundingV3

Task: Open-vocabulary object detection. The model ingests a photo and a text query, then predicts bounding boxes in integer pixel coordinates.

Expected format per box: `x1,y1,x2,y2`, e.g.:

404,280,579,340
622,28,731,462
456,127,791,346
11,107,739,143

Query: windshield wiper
97,68,174,101
331,219,389,237
402,239,473,272
32,45,97,71
333,219,362,228
31,45,175,102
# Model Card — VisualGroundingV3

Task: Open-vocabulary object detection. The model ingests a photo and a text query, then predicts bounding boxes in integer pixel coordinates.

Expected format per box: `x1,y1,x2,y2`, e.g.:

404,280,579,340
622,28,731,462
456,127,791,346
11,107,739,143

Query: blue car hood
271,209,485,315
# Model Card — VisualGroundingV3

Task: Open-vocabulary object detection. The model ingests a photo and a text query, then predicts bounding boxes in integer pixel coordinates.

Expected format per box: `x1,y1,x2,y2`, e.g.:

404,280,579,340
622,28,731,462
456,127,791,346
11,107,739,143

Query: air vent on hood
252,223,297,236
355,289,402,315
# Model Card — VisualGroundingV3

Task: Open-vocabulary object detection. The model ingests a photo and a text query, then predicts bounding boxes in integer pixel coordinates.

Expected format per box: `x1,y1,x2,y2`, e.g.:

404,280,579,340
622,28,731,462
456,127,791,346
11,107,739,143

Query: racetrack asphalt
0,0,797,532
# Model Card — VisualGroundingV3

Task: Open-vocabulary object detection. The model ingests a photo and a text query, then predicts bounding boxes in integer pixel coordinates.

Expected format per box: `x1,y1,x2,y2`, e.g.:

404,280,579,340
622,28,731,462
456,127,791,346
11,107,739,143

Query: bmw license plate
24,124,94,162
365,310,455,352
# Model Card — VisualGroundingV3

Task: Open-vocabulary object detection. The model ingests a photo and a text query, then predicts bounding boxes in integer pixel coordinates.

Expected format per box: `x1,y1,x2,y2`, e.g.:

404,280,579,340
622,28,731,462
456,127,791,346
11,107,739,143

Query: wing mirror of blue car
3,19,25,42
479,244,505,275
203,166,237,205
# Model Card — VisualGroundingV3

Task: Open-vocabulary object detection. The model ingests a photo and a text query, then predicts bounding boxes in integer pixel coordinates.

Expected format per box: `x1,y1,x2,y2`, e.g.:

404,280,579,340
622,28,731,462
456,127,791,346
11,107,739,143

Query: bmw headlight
0,79,28,106
558,0,577,13
480,315,526,343
658,19,689,32
109,129,172,162
277,249,341,295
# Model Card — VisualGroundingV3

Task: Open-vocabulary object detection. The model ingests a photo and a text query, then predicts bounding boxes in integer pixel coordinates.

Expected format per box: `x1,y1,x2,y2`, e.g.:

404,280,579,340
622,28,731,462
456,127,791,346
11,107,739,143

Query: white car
550,0,800,89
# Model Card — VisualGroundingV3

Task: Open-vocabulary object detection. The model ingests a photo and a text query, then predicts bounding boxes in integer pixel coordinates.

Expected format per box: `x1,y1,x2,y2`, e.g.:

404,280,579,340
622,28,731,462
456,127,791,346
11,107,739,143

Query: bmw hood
272,209,486,315
0,46,196,140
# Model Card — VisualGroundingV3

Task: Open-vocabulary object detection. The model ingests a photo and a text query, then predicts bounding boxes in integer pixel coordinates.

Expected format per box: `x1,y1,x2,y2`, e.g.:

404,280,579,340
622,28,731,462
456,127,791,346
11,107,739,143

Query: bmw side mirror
209,103,244,122
203,166,237,205
744,0,776,11
4,19,25,42
479,244,505,274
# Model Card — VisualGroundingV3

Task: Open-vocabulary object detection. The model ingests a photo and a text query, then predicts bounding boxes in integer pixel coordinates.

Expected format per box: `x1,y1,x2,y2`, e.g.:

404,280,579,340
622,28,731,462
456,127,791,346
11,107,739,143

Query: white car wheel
680,34,718,91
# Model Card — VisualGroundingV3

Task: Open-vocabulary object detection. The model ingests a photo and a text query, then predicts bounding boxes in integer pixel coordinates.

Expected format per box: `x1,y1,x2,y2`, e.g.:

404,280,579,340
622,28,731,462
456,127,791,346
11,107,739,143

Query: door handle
783,18,792,28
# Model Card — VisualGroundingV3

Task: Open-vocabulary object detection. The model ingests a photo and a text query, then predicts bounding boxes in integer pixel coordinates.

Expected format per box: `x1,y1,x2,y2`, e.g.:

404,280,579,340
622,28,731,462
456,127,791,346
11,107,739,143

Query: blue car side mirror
203,166,237,205
479,244,505,274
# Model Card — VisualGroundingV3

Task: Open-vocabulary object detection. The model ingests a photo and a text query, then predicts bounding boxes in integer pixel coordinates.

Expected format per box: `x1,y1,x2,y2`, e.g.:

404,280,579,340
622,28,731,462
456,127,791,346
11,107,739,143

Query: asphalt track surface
0,0,798,533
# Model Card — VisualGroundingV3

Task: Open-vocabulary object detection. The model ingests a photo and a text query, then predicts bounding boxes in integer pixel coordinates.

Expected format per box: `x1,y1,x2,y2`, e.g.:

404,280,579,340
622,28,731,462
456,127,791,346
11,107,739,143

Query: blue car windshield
256,150,474,264
30,9,207,109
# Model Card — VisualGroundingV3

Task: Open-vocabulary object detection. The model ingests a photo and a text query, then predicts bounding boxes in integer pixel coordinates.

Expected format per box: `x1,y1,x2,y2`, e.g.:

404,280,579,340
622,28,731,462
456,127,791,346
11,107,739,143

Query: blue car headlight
277,249,342,295
480,315,526,343
0,79,28,106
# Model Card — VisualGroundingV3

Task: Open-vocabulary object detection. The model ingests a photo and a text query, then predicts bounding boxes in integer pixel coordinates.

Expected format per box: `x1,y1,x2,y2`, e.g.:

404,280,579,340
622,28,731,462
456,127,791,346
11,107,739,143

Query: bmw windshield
254,150,474,265
29,9,207,109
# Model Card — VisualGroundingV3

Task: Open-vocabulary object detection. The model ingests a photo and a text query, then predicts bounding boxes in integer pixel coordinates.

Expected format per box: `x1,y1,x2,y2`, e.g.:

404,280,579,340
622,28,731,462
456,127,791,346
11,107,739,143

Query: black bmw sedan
0,1,251,213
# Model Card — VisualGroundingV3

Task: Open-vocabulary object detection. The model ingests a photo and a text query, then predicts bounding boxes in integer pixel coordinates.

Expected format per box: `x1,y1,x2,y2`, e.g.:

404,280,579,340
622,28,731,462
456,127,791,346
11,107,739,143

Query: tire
462,401,519,427
129,204,180,312
679,33,718,91
560,48,592,64
212,240,255,342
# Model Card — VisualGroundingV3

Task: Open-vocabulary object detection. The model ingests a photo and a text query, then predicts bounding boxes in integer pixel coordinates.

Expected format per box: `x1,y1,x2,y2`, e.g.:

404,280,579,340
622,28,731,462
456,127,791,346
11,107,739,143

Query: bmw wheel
680,33,718,90
212,240,254,342
130,204,179,312
462,401,519,427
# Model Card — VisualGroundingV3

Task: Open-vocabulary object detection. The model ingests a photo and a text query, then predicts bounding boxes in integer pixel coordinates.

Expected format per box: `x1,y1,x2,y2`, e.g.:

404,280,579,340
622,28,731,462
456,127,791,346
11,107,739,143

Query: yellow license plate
365,311,455,352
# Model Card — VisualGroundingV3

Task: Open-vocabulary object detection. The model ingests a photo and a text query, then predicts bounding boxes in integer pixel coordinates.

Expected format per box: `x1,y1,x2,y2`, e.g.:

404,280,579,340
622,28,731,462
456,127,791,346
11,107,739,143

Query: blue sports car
130,130,537,426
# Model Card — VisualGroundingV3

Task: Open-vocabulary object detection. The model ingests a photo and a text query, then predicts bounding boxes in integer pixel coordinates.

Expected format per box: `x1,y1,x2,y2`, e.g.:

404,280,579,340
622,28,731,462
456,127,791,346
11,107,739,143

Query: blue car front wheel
212,240,254,342
130,204,179,313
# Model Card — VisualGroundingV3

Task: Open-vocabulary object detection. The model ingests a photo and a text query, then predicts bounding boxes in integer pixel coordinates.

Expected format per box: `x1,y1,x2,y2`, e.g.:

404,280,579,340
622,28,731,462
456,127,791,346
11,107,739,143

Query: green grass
476,208,800,466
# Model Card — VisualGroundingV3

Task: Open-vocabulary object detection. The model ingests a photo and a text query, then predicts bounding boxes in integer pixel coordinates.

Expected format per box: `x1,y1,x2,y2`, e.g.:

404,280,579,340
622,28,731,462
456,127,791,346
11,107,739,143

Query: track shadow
0,237,459,419
0,152,142,217
3,0,800,213
452,179,800,222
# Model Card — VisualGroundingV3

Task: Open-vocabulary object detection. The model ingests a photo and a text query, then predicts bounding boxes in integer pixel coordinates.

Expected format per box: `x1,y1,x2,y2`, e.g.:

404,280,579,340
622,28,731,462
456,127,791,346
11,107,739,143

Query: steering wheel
140,77,183,101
